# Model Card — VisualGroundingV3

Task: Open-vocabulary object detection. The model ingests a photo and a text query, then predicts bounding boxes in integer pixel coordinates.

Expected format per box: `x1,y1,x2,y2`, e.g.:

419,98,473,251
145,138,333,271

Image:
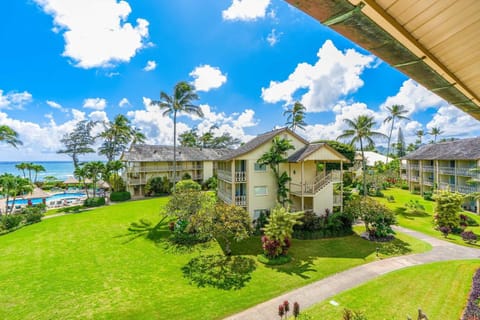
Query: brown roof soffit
284,0,480,120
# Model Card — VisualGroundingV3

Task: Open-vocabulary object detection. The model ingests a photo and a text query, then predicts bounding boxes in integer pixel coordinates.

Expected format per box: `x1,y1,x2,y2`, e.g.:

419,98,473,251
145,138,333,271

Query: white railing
218,190,232,203
439,183,455,191
217,170,232,182
456,167,479,177
439,167,455,175
457,185,478,194
410,176,419,182
331,170,341,182
235,195,247,206
291,172,333,195
401,174,408,180
235,171,246,182
127,178,146,185
423,165,434,172
424,180,433,186
410,164,419,170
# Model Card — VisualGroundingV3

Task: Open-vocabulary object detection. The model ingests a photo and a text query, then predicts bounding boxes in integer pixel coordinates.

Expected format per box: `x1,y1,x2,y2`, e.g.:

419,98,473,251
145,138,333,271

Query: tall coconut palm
85,161,105,198
74,165,89,199
283,101,307,132
338,115,387,196
415,129,424,145
430,127,442,142
150,81,203,189
0,125,22,148
15,162,28,178
383,105,409,162
32,164,46,183
99,115,134,162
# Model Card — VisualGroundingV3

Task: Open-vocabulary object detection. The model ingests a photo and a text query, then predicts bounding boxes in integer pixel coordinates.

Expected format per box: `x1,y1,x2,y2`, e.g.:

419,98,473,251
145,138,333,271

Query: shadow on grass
377,237,413,256
394,207,430,220
182,254,256,290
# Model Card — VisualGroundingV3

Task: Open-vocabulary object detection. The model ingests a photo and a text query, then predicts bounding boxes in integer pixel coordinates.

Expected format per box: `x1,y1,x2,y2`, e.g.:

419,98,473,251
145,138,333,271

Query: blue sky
1,0,479,161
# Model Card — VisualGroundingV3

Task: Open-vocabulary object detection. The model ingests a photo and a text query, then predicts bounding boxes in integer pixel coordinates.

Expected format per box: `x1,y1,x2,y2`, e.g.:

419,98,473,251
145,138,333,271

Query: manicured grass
376,188,480,247
298,260,479,319
0,198,430,320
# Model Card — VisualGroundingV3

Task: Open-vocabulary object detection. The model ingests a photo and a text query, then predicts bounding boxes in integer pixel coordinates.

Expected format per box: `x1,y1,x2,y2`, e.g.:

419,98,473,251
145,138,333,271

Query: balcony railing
333,195,342,206
128,164,203,173
410,164,419,170
235,171,247,182
401,174,408,180
456,167,479,177
217,170,232,182
127,178,146,185
439,183,455,191
457,185,478,194
218,190,232,203
422,165,434,172
438,167,455,175
235,195,247,206
410,176,420,182
424,180,433,186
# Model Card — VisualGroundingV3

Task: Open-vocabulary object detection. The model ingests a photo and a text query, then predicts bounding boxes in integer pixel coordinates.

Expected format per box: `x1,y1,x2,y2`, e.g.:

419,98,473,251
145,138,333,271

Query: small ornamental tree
210,203,253,255
262,205,303,258
433,190,462,231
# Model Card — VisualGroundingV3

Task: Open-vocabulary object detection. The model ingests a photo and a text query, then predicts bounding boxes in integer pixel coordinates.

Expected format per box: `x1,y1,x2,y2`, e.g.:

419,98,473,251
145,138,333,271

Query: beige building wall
203,161,214,180
313,183,334,215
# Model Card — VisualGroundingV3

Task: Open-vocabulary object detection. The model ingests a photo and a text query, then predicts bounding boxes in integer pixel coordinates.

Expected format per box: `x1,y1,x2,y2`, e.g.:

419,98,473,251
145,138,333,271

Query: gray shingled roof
122,145,232,162
288,143,325,162
403,137,480,160
220,127,309,160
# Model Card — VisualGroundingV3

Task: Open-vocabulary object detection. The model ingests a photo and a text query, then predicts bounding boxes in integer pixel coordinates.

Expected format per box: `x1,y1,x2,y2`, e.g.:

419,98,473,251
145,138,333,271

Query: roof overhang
285,0,480,120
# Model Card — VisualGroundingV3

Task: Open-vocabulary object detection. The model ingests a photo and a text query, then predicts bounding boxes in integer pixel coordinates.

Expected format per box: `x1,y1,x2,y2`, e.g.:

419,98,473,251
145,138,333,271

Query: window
254,163,266,172
254,186,268,196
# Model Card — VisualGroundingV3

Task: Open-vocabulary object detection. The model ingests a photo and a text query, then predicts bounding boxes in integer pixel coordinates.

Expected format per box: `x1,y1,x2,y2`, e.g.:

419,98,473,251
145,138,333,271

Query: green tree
0,125,22,148
433,190,463,230
415,129,424,146
15,162,28,178
337,115,386,196
150,81,204,189
429,127,443,142
57,120,96,168
105,160,124,191
283,101,307,131
0,174,33,214
144,176,171,195
262,205,303,258
179,129,200,147
84,161,105,198
32,164,46,183
257,136,294,205
179,126,241,149
383,104,409,162
98,114,142,162
395,127,406,158
74,165,90,198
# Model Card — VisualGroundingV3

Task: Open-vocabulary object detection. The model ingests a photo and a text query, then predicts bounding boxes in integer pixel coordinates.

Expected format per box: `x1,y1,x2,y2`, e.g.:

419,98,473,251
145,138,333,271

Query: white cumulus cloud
0,90,33,110
190,65,227,92
118,98,131,107
83,98,107,110
222,0,271,21
46,100,68,113
34,0,150,69
427,105,480,139
266,29,282,46
261,40,375,112
143,60,156,71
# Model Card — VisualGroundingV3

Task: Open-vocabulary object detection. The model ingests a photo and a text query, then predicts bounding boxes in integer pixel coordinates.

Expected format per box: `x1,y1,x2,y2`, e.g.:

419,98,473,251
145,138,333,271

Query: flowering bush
461,231,478,244
462,268,480,319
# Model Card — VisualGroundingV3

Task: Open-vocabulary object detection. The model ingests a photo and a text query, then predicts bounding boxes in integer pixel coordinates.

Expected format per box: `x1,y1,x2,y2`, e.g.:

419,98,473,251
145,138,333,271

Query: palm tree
85,161,105,198
150,81,203,190
383,105,409,162
74,165,89,199
15,163,28,178
415,129,424,145
430,127,443,142
0,125,22,148
283,101,307,131
105,160,124,191
32,164,46,183
338,115,387,196
98,115,133,162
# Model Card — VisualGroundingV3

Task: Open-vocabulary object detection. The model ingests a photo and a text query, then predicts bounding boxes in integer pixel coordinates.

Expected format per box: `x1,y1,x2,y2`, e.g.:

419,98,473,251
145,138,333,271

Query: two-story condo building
402,137,480,213
121,145,230,197
216,128,349,218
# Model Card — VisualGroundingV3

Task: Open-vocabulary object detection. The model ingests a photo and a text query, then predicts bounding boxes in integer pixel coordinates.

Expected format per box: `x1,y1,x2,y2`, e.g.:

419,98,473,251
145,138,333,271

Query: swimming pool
7,192,86,206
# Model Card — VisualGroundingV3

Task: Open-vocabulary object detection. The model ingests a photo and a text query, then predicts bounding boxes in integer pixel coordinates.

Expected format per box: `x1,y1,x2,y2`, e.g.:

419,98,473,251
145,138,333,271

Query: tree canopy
57,120,96,168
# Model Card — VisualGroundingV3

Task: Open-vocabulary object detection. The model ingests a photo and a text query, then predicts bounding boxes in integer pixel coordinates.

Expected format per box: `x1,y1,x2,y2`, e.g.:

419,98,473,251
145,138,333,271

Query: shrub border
462,268,480,319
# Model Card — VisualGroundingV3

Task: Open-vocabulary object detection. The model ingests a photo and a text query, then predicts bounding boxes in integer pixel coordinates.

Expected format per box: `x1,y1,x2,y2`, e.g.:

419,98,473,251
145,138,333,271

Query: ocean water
0,161,75,181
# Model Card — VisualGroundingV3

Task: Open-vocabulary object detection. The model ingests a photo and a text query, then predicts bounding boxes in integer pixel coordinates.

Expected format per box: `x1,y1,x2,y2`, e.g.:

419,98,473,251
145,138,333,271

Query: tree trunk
386,118,394,163
360,139,367,197
173,110,177,192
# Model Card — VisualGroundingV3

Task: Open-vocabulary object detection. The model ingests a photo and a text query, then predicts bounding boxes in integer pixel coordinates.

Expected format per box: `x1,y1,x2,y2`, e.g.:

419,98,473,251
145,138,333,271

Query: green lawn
376,188,480,247
0,198,430,320
298,260,478,319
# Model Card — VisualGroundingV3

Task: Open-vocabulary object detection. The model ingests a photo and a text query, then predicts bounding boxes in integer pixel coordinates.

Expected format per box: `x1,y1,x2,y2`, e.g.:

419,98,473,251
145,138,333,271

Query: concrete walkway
225,226,480,320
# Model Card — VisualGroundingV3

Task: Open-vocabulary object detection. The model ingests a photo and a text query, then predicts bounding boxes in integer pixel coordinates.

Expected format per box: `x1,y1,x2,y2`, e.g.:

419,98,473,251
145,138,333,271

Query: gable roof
220,127,308,160
288,143,350,163
122,145,232,162
403,137,480,160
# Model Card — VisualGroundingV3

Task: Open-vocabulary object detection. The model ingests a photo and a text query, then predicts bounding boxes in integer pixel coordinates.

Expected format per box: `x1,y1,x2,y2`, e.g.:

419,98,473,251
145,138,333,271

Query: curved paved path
225,226,480,320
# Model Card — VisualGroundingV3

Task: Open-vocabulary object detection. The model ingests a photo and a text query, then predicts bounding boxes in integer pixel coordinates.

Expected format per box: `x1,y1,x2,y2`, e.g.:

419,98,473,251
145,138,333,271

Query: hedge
110,191,131,202
84,197,106,207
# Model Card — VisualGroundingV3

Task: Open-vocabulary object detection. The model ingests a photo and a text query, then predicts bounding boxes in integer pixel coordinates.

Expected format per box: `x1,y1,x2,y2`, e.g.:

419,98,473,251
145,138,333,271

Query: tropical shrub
110,191,131,202
84,197,106,207
423,191,433,201
400,182,409,190
433,190,462,231
21,205,45,224
405,199,426,214
202,176,217,190
253,209,269,235
439,226,451,238
462,268,480,320
1,214,23,230
461,231,478,244
144,176,171,195
175,179,201,192
261,205,302,258
344,196,396,239
181,172,192,180
460,214,479,227
292,210,354,239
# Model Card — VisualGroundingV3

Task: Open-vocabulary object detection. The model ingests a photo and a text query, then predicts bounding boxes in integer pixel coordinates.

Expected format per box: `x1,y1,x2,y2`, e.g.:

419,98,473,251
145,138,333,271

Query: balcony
439,183,455,191
422,165,434,172
401,174,408,180
235,171,247,182
439,167,455,175
410,164,419,170
411,176,420,182
127,178,146,185
457,185,478,194
424,180,434,186
217,170,232,182
235,195,247,206
218,190,233,203
456,167,479,177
